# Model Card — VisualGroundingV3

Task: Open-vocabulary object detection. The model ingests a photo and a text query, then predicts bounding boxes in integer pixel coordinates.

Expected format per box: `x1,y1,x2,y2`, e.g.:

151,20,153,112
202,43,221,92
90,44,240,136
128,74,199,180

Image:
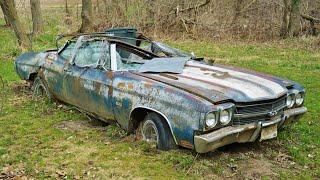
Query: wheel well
28,72,38,81
129,107,149,131
129,107,176,144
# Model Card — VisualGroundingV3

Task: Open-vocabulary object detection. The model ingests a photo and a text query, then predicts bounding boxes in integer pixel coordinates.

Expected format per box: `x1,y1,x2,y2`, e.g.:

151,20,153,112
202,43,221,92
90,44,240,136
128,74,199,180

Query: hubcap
141,120,159,143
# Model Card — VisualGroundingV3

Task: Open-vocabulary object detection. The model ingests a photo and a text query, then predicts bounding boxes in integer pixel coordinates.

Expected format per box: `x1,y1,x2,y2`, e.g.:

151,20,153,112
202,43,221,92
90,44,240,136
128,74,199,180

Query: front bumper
194,107,307,153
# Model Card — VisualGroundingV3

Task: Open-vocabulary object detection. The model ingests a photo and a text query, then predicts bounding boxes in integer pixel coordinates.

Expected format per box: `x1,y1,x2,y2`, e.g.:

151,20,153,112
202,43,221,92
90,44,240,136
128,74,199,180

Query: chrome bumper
194,107,307,153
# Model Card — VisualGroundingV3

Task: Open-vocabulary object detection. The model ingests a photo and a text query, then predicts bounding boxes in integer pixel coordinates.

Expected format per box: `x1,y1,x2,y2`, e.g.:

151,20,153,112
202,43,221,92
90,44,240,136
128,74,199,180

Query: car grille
233,95,287,125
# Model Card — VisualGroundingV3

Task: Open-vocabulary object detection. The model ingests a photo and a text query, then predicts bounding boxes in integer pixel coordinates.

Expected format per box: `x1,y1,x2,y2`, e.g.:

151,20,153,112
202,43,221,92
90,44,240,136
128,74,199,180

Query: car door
108,42,155,129
62,37,115,120
43,40,76,101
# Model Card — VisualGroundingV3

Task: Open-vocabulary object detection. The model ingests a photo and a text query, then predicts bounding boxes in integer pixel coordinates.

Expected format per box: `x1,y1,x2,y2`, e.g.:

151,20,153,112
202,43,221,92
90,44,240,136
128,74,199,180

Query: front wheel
32,76,51,99
139,112,177,151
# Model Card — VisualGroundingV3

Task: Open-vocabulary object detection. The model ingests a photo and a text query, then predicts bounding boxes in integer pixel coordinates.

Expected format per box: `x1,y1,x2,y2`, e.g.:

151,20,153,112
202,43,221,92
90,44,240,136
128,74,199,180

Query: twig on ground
0,75,4,114
186,153,199,175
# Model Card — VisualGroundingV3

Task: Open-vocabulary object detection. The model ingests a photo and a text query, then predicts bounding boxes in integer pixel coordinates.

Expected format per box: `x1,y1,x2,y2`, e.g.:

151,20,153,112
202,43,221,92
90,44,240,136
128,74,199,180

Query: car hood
134,61,290,103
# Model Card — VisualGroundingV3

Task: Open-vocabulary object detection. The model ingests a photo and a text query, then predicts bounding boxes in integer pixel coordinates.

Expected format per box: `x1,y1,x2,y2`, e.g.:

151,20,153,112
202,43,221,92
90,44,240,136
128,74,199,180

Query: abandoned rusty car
14,29,307,153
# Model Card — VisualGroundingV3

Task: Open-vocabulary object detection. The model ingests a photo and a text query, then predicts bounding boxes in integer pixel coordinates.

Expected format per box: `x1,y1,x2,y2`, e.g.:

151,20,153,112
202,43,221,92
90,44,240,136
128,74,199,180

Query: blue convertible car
14,29,307,153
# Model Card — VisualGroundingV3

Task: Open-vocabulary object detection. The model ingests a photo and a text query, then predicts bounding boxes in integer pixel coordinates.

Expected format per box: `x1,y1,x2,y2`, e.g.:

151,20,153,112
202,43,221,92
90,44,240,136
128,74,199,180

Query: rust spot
95,82,102,93
200,67,210,71
108,85,113,96
159,73,178,80
127,83,134,90
106,71,113,79
118,82,125,89
144,82,152,89
180,140,194,149
211,72,230,79
38,69,45,80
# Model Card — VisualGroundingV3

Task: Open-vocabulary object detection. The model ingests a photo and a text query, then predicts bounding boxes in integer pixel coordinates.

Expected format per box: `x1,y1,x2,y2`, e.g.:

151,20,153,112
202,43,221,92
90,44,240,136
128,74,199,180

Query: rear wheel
32,76,51,99
139,112,177,150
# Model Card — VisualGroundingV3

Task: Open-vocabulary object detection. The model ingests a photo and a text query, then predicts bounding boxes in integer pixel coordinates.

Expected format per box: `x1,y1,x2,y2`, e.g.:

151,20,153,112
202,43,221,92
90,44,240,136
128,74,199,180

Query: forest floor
0,13,320,179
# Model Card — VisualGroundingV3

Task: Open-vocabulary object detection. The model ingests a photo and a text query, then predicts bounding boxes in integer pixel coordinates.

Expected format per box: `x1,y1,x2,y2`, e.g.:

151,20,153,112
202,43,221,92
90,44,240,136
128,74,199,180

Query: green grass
0,18,320,178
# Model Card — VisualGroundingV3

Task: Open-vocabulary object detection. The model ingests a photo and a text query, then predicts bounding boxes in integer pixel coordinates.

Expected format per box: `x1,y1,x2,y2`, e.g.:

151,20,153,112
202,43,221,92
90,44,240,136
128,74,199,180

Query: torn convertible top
138,57,190,73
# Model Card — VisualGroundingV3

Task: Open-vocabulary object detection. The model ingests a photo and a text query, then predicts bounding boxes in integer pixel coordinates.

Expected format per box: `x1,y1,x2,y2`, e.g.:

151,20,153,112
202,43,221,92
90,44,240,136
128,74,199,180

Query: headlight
220,110,232,125
206,113,217,128
286,94,295,108
295,93,304,106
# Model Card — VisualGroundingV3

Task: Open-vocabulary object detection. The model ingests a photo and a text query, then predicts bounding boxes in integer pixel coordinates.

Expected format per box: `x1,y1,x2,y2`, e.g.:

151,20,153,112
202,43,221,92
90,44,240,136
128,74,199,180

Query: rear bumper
194,107,307,153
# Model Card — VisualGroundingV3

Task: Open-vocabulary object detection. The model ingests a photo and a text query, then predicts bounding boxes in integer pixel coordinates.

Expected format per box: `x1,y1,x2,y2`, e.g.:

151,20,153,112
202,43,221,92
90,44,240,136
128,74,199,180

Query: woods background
0,1,320,179
0,0,320,49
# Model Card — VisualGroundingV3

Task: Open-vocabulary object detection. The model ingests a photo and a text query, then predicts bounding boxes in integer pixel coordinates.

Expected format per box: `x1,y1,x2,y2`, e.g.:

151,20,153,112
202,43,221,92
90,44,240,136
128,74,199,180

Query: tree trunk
78,0,93,33
231,0,243,34
280,0,301,38
0,0,31,50
289,0,300,37
280,0,290,37
65,0,70,14
3,14,10,26
30,0,43,34
96,0,101,14
0,3,10,27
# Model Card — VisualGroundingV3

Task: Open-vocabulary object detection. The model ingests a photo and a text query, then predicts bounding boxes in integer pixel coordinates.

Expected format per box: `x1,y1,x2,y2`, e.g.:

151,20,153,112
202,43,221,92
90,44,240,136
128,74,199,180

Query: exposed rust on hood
117,82,125,89
159,73,179,80
144,82,152,89
132,72,221,104
127,83,134,90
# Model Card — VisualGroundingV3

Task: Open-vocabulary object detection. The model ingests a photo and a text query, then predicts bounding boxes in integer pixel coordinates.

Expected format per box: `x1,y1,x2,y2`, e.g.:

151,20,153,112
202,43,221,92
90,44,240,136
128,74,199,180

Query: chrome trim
235,95,286,107
235,105,285,118
129,106,178,144
284,106,307,118
194,107,307,153
110,43,117,71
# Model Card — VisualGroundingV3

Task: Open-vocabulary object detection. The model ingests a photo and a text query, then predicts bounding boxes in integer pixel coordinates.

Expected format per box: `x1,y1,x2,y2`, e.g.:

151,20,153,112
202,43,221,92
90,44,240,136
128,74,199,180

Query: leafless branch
301,14,320,23
169,0,211,15
239,0,257,13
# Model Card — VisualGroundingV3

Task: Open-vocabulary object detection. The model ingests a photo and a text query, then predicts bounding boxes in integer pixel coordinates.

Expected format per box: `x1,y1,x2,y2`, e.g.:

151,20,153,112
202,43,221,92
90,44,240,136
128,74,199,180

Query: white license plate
260,124,278,141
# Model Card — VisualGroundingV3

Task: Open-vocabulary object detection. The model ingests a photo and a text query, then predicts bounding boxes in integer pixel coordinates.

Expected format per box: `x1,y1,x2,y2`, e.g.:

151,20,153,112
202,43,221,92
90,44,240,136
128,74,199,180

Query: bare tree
79,0,93,33
281,0,301,38
280,0,290,37
0,0,31,50
96,0,101,14
289,0,301,36
0,5,10,27
231,0,243,34
65,0,70,15
30,0,43,34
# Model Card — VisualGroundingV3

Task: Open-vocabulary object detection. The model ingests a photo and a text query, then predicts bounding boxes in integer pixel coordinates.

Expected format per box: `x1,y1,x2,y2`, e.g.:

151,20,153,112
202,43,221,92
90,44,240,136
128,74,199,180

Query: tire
32,76,51,99
140,112,177,150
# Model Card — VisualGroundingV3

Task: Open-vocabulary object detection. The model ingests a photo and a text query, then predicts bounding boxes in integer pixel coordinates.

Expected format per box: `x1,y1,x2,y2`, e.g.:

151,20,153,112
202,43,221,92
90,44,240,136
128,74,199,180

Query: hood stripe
132,72,226,103
186,61,286,99
175,74,249,99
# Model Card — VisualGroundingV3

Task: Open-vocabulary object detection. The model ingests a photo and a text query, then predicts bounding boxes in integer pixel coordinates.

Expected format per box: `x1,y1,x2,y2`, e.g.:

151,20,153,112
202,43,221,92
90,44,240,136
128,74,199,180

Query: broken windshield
115,44,190,73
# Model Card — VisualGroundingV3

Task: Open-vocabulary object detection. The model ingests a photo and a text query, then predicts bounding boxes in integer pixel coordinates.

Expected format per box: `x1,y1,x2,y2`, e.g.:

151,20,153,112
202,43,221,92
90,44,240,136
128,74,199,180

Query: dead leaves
275,151,296,168
0,164,28,180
